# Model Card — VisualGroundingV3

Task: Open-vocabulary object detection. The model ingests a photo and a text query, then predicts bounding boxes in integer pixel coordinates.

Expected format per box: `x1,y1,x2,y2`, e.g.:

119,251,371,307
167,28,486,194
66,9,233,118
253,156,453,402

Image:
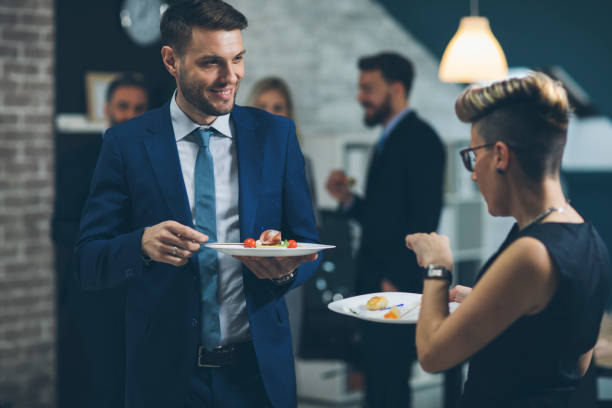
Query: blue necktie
193,127,220,349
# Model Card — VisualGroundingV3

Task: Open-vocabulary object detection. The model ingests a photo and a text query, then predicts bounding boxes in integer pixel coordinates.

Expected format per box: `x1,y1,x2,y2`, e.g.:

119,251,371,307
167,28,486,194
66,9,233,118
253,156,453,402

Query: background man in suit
326,52,445,407
53,72,149,408
74,1,319,407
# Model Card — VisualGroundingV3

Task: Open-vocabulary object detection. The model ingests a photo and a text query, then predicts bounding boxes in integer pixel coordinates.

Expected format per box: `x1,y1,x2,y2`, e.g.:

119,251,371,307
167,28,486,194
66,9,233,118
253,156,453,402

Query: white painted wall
229,0,467,208
564,116,612,170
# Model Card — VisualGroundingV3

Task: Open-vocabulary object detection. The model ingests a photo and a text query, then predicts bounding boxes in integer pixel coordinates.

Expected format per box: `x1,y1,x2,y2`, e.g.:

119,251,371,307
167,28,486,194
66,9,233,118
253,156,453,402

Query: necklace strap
521,206,565,231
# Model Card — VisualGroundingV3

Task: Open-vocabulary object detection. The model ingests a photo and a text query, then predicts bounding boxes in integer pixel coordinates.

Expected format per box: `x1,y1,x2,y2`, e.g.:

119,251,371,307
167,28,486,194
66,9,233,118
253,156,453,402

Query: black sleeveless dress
459,221,610,408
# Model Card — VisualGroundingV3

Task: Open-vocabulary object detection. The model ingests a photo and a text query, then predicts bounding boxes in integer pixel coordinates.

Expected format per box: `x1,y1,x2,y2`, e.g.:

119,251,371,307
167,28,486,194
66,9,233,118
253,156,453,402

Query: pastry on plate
366,295,388,311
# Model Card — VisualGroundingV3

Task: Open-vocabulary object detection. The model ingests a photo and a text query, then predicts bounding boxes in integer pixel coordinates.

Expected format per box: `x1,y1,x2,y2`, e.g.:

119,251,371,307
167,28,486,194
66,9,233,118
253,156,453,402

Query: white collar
170,90,232,141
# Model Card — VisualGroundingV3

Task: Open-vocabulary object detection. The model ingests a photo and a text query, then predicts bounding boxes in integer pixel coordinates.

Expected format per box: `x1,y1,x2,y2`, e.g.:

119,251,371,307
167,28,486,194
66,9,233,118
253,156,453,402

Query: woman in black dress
405,72,610,407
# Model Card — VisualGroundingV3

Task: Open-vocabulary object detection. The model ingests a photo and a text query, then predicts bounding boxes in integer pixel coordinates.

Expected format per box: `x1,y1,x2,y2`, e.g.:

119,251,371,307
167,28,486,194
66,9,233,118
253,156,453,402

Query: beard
362,93,392,127
178,66,239,117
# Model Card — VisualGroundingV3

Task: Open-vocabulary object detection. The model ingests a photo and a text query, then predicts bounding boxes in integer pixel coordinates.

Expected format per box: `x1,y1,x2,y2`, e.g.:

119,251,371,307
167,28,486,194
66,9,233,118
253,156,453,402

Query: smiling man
74,1,319,407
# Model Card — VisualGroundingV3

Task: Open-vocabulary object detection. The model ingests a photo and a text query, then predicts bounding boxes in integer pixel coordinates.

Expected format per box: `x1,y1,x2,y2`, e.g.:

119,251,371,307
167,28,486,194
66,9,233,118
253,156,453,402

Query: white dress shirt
170,93,250,346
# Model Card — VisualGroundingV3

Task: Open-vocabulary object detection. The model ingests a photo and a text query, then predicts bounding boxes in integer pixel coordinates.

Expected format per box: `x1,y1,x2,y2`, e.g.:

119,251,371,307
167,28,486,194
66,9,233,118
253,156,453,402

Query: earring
496,168,505,175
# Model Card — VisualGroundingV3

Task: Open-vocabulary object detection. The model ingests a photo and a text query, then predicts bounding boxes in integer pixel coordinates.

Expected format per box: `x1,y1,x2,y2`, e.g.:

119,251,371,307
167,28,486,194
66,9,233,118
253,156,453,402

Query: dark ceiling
379,0,612,117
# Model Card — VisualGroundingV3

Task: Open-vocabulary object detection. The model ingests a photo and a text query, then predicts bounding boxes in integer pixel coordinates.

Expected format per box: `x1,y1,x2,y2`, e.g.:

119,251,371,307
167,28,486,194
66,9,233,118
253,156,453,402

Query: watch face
120,0,167,46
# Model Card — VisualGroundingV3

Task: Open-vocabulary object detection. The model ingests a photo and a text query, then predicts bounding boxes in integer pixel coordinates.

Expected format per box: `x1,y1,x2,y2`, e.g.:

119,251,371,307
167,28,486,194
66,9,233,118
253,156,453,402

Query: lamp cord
471,0,479,16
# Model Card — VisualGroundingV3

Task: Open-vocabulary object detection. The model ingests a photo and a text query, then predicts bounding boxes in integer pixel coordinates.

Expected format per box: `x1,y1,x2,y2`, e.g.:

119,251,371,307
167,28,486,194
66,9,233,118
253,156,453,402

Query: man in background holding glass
326,52,445,408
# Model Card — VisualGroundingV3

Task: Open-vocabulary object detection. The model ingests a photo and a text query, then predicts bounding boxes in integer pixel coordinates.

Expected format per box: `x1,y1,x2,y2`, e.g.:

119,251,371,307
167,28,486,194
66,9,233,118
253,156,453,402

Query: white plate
204,242,335,257
328,292,460,324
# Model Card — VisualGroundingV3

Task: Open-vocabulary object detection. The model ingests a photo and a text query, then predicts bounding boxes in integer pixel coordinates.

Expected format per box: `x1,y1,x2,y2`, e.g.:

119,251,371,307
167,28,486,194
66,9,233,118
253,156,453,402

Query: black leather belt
197,342,255,368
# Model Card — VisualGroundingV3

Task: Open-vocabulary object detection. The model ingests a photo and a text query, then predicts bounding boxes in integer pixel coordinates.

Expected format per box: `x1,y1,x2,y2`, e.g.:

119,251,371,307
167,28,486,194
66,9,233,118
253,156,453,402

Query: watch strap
272,270,296,286
424,264,452,283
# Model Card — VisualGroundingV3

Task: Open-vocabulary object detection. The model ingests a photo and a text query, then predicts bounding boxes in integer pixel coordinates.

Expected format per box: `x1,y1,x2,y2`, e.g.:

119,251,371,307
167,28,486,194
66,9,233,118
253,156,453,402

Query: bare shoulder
503,237,554,275
496,236,558,313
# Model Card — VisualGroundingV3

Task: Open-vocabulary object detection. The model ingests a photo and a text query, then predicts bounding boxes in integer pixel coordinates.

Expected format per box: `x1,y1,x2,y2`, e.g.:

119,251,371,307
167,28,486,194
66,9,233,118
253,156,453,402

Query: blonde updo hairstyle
455,72,570,181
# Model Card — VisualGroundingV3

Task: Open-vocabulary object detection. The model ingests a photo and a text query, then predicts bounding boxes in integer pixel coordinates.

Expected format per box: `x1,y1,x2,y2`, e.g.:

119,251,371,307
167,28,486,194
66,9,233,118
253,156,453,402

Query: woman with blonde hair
248,76,318,357
405,72,610,407
247,77,316,211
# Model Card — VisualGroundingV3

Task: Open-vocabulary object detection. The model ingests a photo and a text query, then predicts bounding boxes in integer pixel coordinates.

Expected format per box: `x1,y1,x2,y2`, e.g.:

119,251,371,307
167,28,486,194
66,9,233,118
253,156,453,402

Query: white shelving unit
56,113,106,134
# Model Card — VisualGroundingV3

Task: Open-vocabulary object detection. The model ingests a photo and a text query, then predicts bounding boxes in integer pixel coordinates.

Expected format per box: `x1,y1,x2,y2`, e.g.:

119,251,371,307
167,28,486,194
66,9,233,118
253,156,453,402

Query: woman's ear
494,141,510,173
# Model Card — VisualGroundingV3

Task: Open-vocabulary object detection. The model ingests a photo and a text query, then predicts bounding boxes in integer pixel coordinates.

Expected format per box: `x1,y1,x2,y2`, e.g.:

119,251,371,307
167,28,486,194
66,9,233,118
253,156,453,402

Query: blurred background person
104,72,149,127
52,71,149,408
405,72,610,407
326,52,445,408
248,76,318,357
248,76,318,220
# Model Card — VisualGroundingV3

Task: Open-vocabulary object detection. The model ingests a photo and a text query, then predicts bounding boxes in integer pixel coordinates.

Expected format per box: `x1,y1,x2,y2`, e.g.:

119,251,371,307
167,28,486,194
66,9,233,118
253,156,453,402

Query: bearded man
326,52,446,408
74,1,319,407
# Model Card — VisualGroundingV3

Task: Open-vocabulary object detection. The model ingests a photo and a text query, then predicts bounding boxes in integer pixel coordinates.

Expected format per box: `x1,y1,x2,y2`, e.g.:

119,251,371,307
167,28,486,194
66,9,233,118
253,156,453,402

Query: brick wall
0,0,55,407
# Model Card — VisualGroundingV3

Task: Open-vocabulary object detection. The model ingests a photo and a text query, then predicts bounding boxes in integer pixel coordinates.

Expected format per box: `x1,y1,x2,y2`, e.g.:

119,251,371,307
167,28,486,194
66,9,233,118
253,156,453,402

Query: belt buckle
197,346,221,368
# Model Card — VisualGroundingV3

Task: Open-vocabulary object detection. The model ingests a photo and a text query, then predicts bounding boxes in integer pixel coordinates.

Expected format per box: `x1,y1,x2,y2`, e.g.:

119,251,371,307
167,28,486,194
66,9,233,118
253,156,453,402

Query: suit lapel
232,106,264,240
143,102,193,227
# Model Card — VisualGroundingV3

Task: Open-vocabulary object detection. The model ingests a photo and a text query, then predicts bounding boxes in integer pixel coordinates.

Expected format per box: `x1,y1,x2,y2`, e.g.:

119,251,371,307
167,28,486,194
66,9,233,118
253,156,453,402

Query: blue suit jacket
74,103,320,408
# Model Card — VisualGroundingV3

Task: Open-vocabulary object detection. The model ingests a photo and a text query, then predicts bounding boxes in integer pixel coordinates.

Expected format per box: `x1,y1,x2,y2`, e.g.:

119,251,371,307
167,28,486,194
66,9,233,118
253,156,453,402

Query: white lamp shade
439,16,508,83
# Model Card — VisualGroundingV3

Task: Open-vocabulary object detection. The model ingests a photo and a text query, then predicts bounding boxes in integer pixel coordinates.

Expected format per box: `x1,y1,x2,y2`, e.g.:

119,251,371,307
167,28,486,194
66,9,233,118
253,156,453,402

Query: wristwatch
424,264,452,283
272,270,296,286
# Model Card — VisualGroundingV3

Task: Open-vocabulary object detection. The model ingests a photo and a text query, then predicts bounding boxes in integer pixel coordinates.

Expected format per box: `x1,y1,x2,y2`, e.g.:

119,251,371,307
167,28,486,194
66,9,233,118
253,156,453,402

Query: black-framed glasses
459,143,495,172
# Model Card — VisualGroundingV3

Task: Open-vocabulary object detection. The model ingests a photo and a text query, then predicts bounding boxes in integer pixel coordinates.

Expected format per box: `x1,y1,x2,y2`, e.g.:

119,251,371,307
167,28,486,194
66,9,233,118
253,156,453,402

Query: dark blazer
74,103,320,408
346,110,445,294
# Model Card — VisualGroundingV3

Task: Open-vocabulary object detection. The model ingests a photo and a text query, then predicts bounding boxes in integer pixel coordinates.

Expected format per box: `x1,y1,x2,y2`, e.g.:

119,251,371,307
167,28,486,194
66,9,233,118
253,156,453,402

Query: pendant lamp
438,0,508,83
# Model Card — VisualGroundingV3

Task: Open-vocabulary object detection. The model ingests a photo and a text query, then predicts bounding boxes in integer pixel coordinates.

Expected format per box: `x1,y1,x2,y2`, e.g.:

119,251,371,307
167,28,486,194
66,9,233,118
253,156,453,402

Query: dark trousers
361,321,417,408
183,348,273,408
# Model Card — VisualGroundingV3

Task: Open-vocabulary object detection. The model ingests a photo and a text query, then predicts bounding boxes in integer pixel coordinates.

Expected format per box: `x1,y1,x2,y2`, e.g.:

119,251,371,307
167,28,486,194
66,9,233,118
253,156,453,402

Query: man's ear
389,81,408,106
390,81,404,98
161,46,179,78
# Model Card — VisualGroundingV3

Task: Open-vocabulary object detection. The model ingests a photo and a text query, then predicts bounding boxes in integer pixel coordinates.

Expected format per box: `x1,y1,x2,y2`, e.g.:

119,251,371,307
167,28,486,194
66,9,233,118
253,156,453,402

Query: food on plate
366,295,388,311
260,229,281,245
242,230,298,248
384,305,401,319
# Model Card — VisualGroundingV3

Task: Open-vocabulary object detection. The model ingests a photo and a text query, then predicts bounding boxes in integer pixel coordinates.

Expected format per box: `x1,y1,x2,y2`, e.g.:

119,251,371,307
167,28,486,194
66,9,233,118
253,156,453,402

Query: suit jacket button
192,318,198,328
125,268,133,278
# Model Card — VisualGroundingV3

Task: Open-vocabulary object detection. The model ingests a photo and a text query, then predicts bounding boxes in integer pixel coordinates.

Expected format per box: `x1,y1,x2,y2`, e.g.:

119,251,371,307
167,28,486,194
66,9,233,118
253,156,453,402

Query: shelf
56,113,106,134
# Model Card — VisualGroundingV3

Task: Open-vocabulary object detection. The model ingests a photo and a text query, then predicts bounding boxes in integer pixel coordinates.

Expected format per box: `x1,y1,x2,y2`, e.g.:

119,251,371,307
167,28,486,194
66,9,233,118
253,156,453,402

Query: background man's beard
363,94,392,127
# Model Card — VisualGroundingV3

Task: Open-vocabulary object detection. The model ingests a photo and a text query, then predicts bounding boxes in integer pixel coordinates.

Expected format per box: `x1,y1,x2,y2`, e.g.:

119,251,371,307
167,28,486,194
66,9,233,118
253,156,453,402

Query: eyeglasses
459,143,495,172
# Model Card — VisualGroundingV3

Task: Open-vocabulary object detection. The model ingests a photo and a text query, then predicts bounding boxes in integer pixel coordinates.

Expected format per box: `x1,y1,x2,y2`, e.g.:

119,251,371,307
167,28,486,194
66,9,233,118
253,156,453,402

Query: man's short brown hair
161,0,248,56
358,52,415,99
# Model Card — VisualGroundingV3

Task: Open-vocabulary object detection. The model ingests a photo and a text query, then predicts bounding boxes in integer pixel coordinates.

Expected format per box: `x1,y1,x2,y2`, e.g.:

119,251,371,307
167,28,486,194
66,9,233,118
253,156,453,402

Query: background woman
405,72,610,407
248,76,318,356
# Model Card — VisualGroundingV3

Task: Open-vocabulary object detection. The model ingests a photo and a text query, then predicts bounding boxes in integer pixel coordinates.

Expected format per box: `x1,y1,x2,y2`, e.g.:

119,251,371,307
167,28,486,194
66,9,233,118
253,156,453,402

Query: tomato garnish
243,238,256,248
287,240,297,248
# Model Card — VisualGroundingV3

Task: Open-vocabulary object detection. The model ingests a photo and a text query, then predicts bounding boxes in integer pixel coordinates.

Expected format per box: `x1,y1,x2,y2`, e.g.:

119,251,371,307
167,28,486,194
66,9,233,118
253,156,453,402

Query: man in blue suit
74,1,319,407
